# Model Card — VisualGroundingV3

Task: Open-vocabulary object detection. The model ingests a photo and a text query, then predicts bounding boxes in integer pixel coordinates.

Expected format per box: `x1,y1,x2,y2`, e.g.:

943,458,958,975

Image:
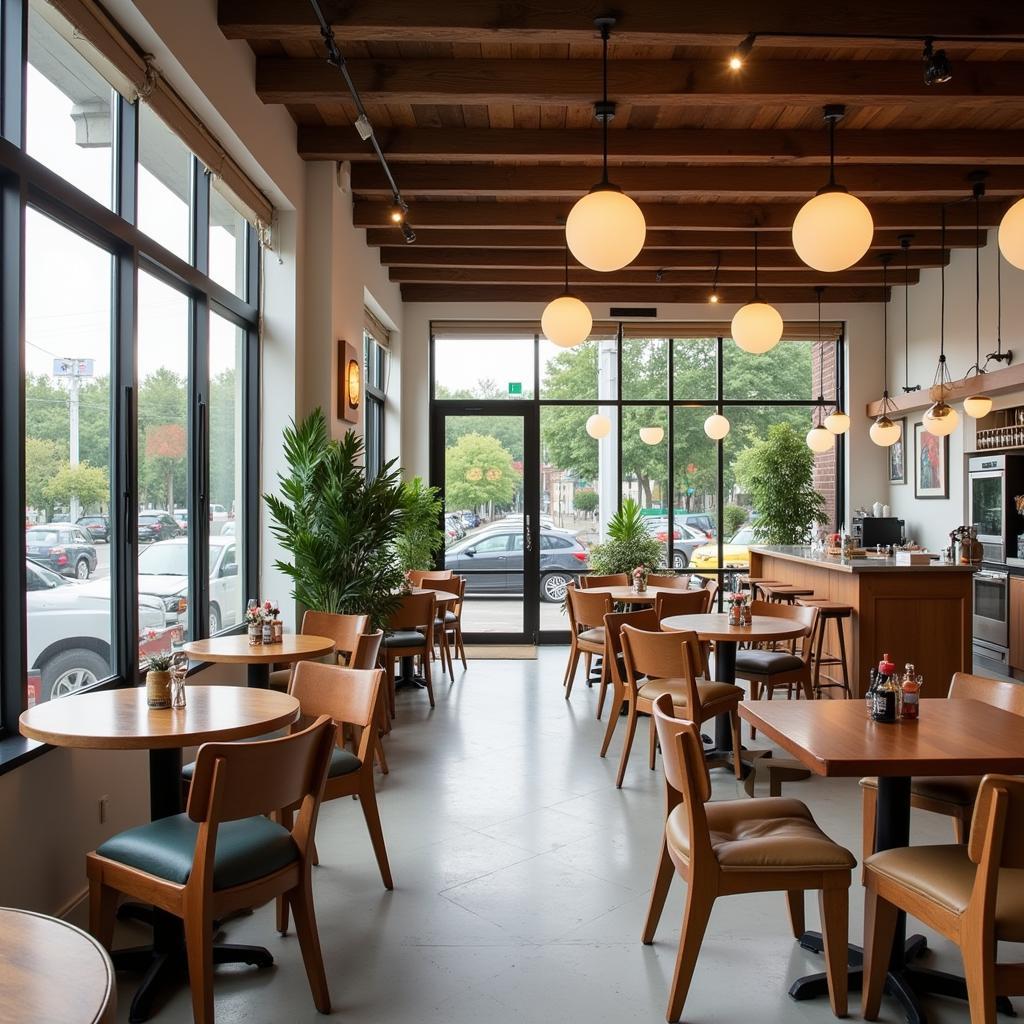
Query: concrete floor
106,649,1006,1023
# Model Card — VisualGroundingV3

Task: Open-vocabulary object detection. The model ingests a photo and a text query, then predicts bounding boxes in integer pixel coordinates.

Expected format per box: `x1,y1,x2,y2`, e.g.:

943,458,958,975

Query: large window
363,327,388,479
2,2,261,728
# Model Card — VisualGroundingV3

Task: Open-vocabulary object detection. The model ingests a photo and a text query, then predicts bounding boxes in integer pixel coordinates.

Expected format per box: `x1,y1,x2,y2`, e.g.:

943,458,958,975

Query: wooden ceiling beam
257,57,1024,107
354,200,1006,230
221,1,1024,47
301,125,1024,166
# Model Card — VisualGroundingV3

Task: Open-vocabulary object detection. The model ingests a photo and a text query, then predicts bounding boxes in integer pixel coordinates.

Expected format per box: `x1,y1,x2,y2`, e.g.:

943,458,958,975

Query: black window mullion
189,296,210,639
1,0,25,147
113,95,137,223
192,158,209,276
242,227,260,610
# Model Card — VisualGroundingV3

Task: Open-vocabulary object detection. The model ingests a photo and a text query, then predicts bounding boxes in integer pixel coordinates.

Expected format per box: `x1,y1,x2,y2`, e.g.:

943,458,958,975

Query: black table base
706,640,766,779
247,662,269,688
395,654,426,690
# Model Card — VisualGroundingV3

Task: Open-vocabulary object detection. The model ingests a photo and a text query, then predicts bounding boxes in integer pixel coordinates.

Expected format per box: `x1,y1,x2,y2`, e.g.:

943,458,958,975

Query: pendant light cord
563,243,570,294
753,231,760,299
997,246,1003,356
827,114,836,188
816,286,825,422
600,21,610,186
939,204,946,367
975,187,981,373
882,257,889,396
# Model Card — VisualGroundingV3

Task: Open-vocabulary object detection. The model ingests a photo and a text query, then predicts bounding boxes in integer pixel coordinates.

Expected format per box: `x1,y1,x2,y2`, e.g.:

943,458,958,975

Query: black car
77,514,110,543
25,524,98,579
138,511,182,543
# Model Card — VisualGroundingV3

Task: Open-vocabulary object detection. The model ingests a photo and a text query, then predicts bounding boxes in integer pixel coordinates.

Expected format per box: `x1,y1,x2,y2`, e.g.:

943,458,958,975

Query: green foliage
588,498,663,576
264,409,407,629
574,488,599,514
734,423,826,545
396,477,445,572
44,462,109,510
444,432,520,512
723,504,749,538
25,438,64,516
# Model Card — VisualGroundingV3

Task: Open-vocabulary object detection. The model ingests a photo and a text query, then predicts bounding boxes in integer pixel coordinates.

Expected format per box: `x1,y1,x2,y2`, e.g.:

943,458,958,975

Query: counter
748,546,975,697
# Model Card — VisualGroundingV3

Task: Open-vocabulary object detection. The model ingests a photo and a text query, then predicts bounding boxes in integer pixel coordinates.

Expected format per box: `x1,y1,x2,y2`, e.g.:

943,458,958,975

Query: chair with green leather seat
381,590,436,715
87,716,336,1024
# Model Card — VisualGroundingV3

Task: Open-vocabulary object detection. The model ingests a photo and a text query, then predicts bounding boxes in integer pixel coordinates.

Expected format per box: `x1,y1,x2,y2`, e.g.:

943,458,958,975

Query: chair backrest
187,714,336,825
427,574,464,613
301,610,368,662
290,661,383,734
409,569,453,586
351,629,384,670
568,586,613,630
647,573,688,589
387,590,436,632
581,572,629,589
620,625,704,715
655,588,710,620
748,599,817,662
969,774,1024,871
949,672,1024,715
603,608,660,688
703,579,719,609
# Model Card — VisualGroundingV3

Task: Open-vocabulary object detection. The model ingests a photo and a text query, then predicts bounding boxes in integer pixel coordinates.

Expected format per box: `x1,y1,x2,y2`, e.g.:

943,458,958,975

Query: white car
27,559,166,702
137,535,241,634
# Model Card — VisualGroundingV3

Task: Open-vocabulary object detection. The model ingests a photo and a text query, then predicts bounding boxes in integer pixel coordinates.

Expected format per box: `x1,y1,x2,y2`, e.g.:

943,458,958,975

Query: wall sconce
339,340,361,424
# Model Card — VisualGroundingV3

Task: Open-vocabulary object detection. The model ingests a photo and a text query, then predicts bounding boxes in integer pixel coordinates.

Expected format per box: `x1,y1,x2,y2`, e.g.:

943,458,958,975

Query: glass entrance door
432,407,539,643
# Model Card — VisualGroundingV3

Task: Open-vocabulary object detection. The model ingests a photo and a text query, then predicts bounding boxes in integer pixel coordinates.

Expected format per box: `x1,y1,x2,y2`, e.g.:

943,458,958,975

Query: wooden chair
269,610,369,689
599,607,661,762
408,568,453,586
276,662,393,932
654,587,712,620
381,591,436,714
427,575,467,677
563,585,613,711
735,601,817,739
647,573,689,589
580,572,629,589
88,717,337,1024
703,579,719,609
619,623,744,787
644,693,854,1023
862,774,1024,1024
860,672,1024,858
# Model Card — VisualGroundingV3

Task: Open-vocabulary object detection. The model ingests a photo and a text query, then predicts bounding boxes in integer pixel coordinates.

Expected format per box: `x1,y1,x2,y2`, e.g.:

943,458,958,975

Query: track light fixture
388,197,408,224
923,39,952,86
728,34,756,70
400,222,416,244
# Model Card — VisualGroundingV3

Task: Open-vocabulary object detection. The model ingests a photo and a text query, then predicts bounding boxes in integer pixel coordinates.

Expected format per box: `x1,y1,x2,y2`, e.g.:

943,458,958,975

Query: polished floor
102,649,1006,1023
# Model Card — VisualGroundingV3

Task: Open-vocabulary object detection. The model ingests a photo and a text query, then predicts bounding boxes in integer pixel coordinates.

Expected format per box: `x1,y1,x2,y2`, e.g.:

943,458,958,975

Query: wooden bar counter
747,546,975,697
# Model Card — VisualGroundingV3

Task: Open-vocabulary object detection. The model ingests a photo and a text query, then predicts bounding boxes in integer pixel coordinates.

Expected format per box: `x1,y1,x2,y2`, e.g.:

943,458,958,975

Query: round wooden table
662,612,808,769
19,686,300,1022
184,633,335,689
0,907,115,1023
576,584,682,604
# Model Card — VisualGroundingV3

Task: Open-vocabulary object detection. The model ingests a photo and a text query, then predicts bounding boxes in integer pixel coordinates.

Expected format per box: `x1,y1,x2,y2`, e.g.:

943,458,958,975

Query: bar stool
798,598,853,699
760,583,815,605
738,576,778,601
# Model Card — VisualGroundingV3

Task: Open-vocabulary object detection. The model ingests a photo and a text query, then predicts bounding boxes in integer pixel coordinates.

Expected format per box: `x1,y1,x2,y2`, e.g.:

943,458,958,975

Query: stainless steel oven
969,455,1007,563
973,568,1009,664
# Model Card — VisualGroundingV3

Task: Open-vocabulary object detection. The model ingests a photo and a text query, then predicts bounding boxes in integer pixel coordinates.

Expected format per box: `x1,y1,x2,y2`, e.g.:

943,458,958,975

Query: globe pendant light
924,205,959,437
806,287,836,454
731,232,783,354
962,178,992,418
542,242,593,348
998,195,1024,271
704,413,730,440
792,105,874,273
639,426,664,445
586,413,611,439
565,18,646,273
870,255,902,448
899,234,921,394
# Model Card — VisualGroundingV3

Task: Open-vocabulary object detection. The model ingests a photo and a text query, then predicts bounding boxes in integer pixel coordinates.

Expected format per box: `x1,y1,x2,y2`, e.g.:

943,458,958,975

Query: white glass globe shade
869,416,902,447
704,413,731,440
824,409,851,434
806,425,836,453
566,188,646,273
923,402,959,437
963,394,993,419
731,301,784,354
792,190,874,272
541,294,592,348
586,413,612,440
639,426,664,445
999,196,1024,271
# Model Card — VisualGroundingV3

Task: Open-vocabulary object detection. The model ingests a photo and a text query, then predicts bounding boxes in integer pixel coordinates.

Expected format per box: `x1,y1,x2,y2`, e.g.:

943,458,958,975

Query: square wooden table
739,698,1024,1024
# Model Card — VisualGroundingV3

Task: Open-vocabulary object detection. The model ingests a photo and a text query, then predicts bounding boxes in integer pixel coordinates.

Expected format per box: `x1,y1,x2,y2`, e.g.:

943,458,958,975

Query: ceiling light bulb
566,187,646,273
729,56,743,70
999,196,1024,271
731,301,784,354
824,409,851,434
923,40,952,86
389,204,405,224
704,413,730,440
727,33,756,71
639,426,664,445
708,291,720,304
542,294,592,348
963,394,993,419
806,425,835,453
792,190,874,272
870,415,901,447
586,413,611,440
923,401,959,436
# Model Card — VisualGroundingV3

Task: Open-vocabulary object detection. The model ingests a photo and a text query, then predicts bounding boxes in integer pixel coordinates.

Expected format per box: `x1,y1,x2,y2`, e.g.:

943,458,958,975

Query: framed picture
887,418,907,484
914,421,949,499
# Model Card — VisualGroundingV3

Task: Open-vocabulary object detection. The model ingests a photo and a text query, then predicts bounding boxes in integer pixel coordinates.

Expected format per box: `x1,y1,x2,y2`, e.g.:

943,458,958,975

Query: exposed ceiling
219,1,1024,305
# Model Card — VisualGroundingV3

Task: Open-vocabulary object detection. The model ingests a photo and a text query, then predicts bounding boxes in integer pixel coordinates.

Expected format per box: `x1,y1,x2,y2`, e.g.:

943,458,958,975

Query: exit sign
508,381,523,395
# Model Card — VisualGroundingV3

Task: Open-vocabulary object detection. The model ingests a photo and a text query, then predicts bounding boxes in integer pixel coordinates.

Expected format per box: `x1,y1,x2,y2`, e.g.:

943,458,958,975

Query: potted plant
142,631,173,708
588,498,662,577
395,477,445,573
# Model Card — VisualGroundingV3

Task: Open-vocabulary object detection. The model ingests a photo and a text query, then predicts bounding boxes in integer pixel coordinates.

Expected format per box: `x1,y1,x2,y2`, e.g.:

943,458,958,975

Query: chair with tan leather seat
408,568,453,587
563,584,613,708
862,774,1024,1024
619,623,744,787
269,610,368,690
860,672,1024,859
598,607,660,762
644,692,855,1023
579,572,629,590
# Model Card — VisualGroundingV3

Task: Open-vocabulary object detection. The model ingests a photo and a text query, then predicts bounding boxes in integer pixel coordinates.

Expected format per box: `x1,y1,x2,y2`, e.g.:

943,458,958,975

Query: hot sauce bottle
871,653,898,723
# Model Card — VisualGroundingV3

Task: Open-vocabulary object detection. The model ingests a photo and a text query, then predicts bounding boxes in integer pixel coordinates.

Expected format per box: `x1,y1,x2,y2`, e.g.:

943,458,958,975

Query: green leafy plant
264,409,407,629
395,476,445,573
588,498,663,576
723,504,749,538
734,423,826,545
574,488,598,515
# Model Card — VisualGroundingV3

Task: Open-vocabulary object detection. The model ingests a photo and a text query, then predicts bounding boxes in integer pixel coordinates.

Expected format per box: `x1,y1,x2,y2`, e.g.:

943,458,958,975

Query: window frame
363,328,386,480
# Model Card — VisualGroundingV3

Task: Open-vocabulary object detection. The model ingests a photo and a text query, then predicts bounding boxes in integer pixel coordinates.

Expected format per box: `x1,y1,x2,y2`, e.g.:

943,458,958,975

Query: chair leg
616,704,640,789
374,734,390,775
819,886,849,1019
359,780,394,891
88,876,118,951
563,642,581,699
729,708,743,780
648,714,658,771
422,647,435,707
456,623,468,669
812,616,826,698
276,807,295,934
289,874,332,1014
666,884,716,1023
962,918,998,1024
183,905,215,1024
596,655,610,720
748,679,759,739
584,651,592,684
861,785,878,867
641,837,675,944
385,656,396,719
785,890,805,939
861,886,899,1021
599,678,623,758
836,617,852,697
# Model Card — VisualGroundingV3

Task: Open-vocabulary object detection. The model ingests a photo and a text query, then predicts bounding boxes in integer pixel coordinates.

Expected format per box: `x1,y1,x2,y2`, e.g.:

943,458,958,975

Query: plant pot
146,670,172,709
247,624,262,646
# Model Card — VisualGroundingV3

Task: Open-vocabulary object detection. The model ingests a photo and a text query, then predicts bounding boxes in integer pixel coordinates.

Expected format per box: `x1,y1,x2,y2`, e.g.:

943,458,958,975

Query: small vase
262,621,273,644
248,624,262,646
729,604,742,626
633,580,647,594
272,619,283,642
146,670,172,709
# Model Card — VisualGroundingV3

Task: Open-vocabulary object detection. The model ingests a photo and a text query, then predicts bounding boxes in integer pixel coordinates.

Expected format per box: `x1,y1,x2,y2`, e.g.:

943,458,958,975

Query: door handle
525,515,533,553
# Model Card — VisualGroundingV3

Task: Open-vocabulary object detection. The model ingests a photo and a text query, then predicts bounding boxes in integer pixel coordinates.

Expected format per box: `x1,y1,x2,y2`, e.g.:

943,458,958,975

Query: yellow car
689,525,757,575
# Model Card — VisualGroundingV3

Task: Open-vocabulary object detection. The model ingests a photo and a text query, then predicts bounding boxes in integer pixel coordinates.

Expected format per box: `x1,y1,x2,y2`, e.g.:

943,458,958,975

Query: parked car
137,535,241,634
690,524,758,575
173,507,189,532
138,510,182,543
458,510,480,530
678,512,716,538
444,513,466,540
444,525,588,601
26,558,168,702
76,514,110,543
25,525,98,579
645,518,712,569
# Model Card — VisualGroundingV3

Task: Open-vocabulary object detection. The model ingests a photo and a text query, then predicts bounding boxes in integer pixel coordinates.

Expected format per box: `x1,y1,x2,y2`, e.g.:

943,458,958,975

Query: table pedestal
395,655,426,690
247,662,269,688
706,641,765,778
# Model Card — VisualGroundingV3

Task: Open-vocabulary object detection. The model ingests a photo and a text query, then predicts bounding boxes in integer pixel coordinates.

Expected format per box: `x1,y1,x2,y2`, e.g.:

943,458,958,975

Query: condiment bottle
871,653,898,723
865,669,878,716
901,673,922,721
